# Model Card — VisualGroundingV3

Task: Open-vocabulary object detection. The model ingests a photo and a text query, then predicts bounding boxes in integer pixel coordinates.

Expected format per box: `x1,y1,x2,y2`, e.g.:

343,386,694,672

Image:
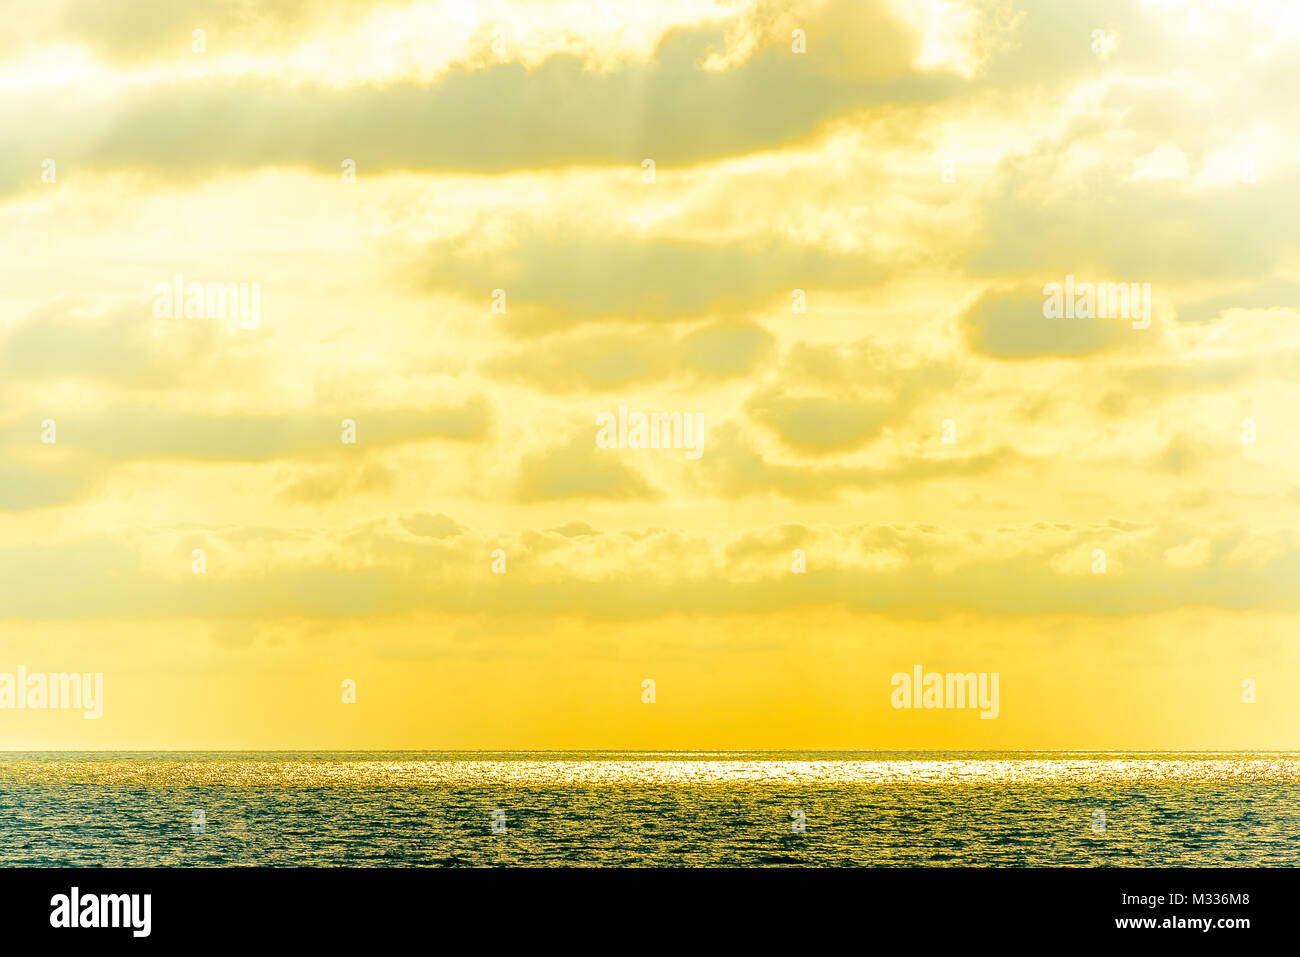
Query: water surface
2,751,1297,866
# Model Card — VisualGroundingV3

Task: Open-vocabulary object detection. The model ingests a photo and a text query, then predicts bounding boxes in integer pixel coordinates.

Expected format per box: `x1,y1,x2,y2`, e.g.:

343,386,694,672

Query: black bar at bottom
0,867,1283,944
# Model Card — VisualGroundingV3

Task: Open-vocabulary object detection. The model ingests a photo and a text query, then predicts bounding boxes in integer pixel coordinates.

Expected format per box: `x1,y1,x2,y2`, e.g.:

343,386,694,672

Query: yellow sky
2,0,1299,749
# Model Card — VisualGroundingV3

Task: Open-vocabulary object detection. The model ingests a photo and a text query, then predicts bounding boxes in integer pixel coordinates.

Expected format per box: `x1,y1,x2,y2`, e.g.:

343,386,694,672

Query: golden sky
2,0,1299,749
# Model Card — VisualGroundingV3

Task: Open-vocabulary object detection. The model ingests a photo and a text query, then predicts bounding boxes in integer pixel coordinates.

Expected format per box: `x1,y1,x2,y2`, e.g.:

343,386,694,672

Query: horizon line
2,748,1296,755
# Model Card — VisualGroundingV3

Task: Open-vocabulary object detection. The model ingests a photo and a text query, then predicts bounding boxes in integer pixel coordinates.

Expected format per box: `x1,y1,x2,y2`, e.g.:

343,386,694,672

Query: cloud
1150,433,1205,476
748,339,959,452
422,232,882,328
0,399,490,463
966,68,1300,284
50,0,353,64
705,422,1019,500
972,172,1300,282
515,431,658,501
962,287,1130,358
399,512,467,539
0,3,964,197
0,461,98,511
545,521,600,538
276,462,397,504
482,321,774,390
973,0,1166,90
4,516,1300,622
748,393,895,454
0,298,270,389
1176,279,1300,325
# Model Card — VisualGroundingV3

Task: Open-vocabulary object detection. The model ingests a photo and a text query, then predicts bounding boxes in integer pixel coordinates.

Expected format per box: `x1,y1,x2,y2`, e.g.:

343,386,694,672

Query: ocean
2,751,1298,867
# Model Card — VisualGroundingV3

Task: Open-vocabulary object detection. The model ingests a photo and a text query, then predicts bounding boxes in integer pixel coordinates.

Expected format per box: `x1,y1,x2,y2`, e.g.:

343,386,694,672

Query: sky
1,0,1298,750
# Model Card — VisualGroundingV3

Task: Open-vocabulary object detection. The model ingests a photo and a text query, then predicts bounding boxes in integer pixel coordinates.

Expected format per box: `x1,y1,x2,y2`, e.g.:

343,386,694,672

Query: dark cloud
0,462,98,511
0,2,960,195
0,399,490,462
748,339,959,453
515,432,658,502
962,287,1130,358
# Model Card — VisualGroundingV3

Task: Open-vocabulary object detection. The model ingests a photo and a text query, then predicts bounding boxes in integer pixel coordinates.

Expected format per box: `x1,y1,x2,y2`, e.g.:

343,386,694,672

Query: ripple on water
1,752,1297,866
